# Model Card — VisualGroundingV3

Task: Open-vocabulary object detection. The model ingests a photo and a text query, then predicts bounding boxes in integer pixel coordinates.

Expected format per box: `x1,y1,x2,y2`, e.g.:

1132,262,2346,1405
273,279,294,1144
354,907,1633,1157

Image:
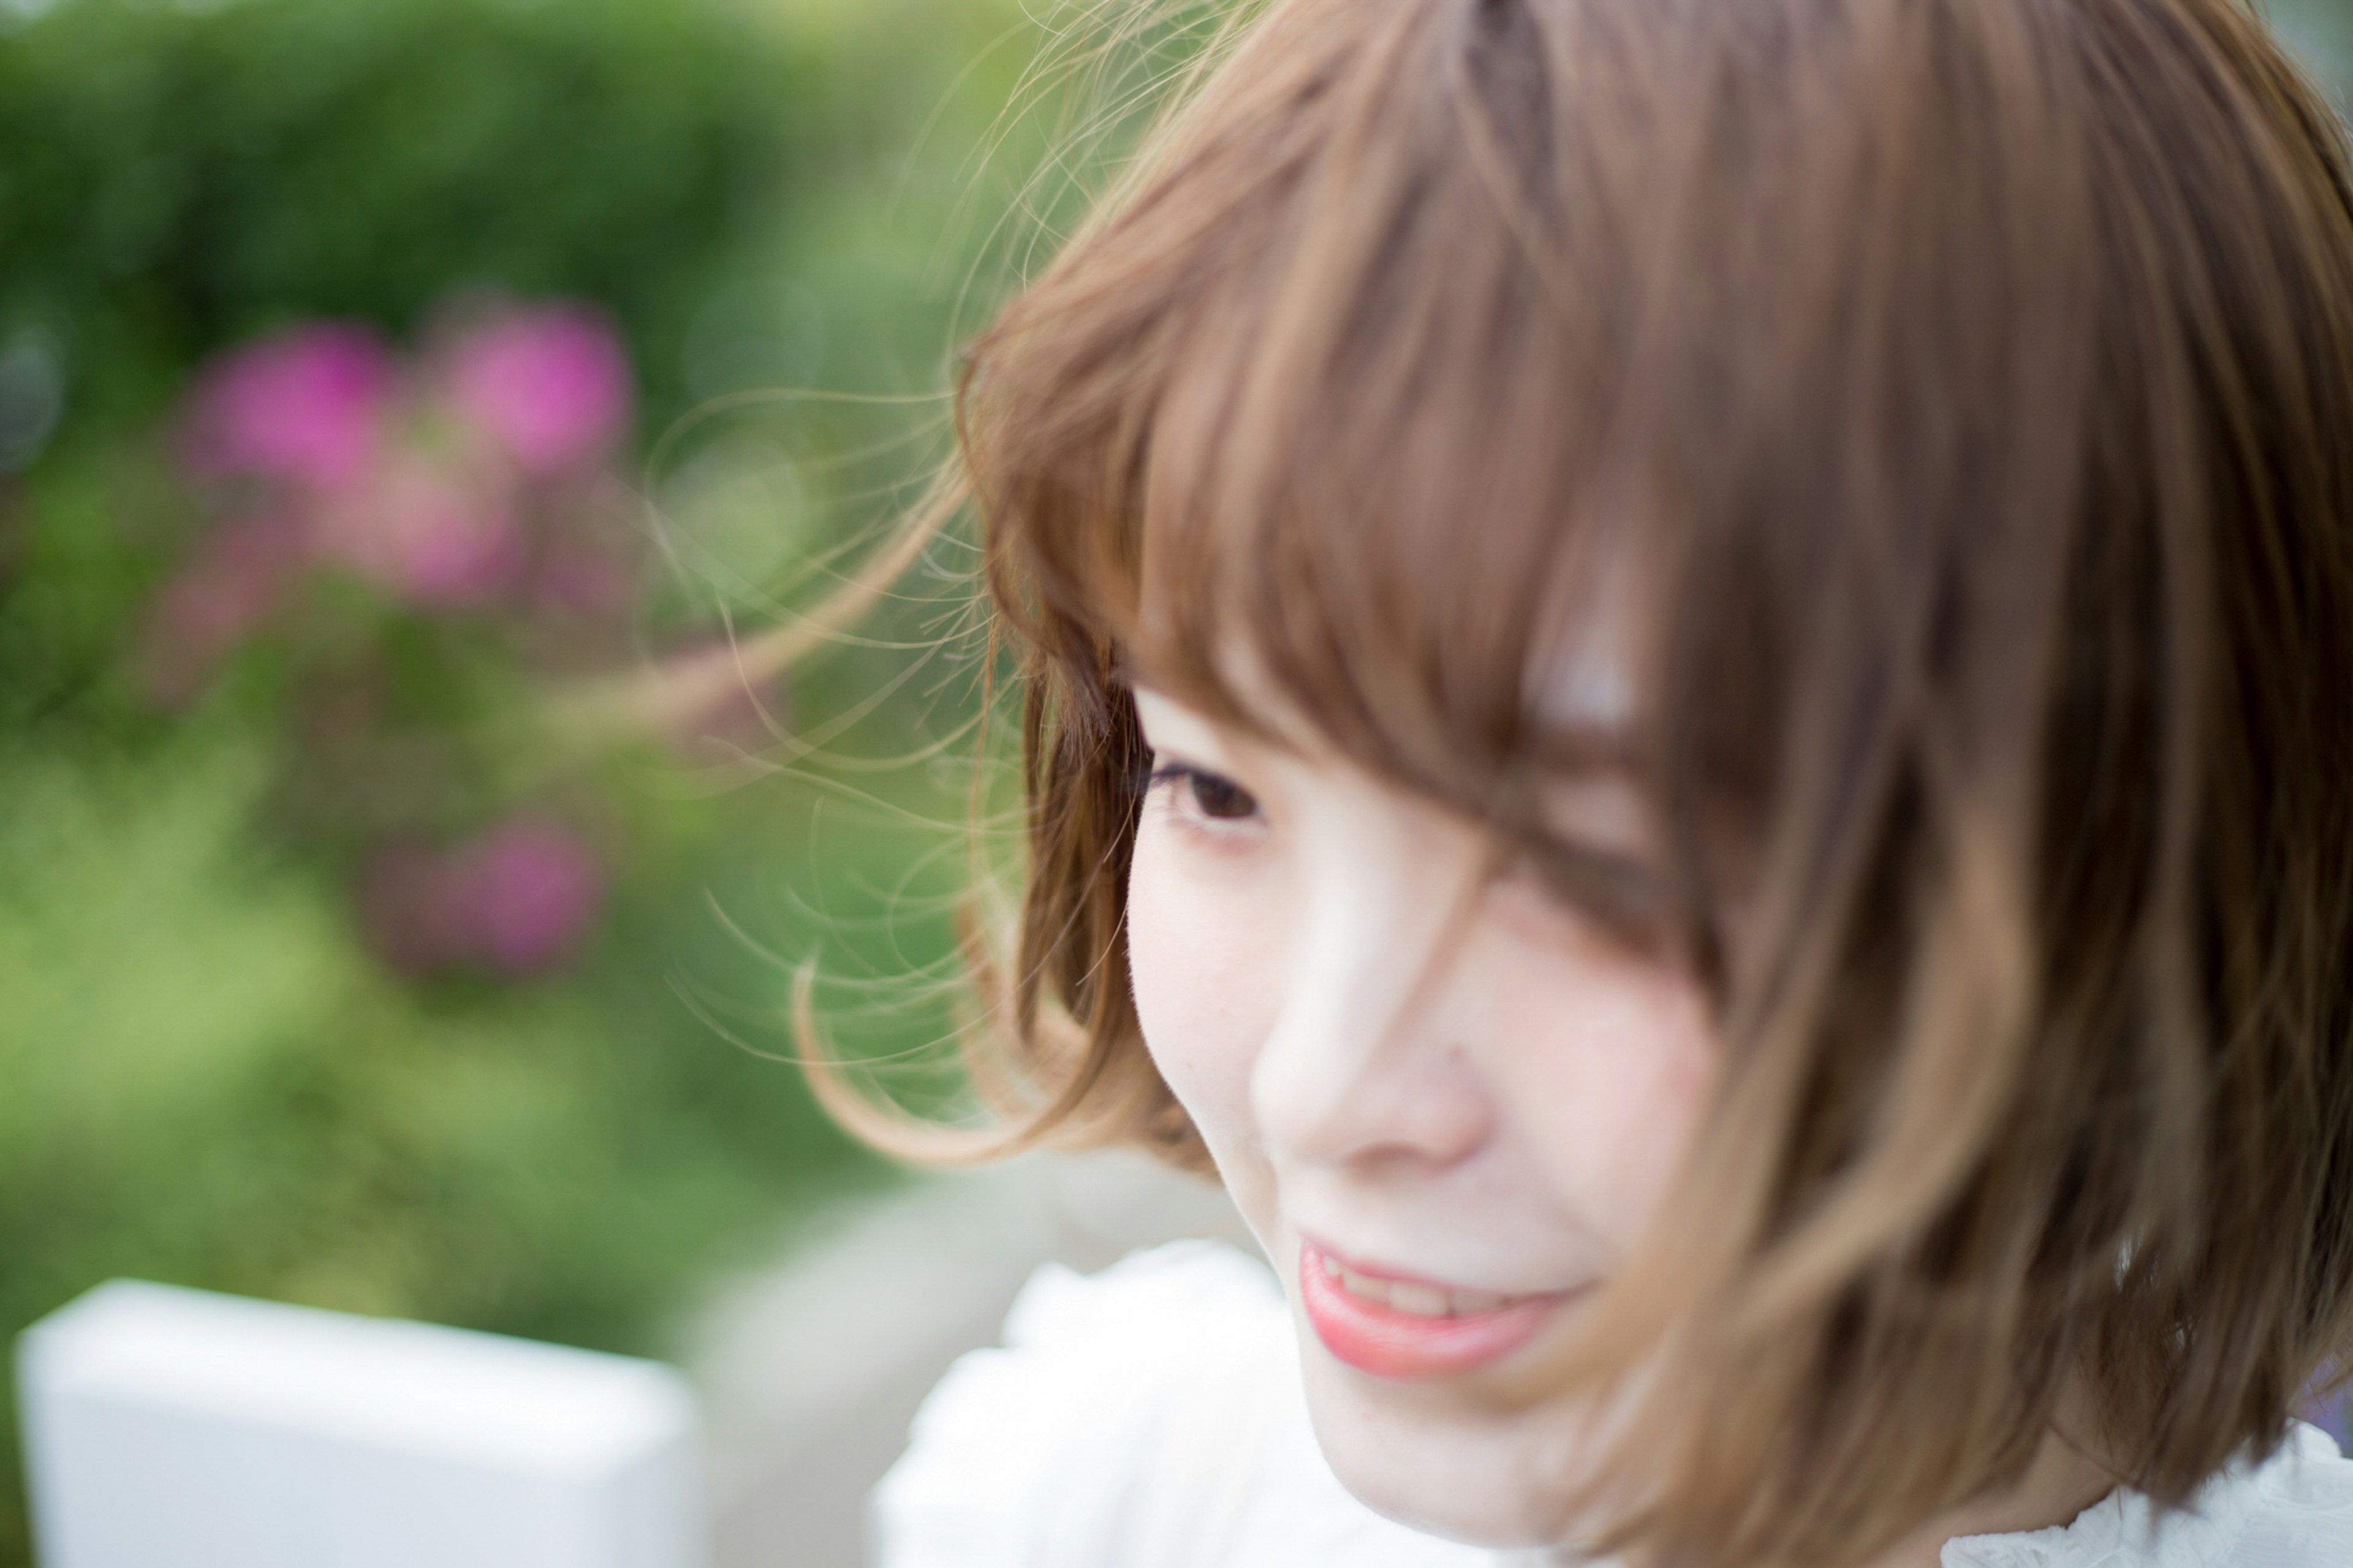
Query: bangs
964,0,2138,962
1131,138,1645,810
972,0,1691,831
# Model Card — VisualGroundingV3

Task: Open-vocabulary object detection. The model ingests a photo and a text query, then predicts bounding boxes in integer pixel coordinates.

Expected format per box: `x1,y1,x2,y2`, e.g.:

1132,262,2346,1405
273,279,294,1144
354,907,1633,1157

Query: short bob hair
813,1,2353,1564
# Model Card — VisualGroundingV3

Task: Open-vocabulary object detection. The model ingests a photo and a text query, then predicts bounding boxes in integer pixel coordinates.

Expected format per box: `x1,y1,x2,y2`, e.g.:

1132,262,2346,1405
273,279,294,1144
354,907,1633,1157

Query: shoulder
1941,1425,2353,1568
2219,1425,2353,1567
868,1241,1272,1568
870,1240,1496,1568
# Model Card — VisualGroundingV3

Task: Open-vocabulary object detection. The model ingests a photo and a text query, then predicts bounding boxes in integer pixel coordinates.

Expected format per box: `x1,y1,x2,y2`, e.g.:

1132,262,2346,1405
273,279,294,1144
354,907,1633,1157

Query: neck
1849,1425,2118,1568
1544,1418,2121,1568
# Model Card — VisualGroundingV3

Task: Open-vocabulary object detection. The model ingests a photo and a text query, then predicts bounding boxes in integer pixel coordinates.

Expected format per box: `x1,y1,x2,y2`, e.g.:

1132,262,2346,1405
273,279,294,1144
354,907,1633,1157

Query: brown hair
809,0,2353,1563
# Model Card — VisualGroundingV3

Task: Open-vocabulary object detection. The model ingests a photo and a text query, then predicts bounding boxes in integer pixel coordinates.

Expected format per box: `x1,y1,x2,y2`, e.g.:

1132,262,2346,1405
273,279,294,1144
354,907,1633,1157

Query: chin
1294,1329,1569,1550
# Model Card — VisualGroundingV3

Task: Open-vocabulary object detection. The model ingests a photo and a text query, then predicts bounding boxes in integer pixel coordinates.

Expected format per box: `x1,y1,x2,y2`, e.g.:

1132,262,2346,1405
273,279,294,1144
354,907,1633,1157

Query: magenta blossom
317,458,524,606
461,819,606,974
360,817,605,979
447,305,632,477
181,324,393,491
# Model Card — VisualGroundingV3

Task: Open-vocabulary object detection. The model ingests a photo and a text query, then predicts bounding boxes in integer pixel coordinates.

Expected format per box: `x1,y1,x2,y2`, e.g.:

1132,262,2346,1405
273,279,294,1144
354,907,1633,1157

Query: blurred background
1,2,2349,1566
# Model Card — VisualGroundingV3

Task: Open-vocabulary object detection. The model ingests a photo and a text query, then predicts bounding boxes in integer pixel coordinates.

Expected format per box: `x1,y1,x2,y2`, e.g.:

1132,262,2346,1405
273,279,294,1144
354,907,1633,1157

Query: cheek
1488,939,1717,1254
1124,822,1278,1155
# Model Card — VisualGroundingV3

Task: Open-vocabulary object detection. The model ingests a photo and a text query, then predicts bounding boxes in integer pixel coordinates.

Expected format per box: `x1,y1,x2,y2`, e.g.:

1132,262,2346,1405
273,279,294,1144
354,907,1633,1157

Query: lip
1297,1240,1580,1381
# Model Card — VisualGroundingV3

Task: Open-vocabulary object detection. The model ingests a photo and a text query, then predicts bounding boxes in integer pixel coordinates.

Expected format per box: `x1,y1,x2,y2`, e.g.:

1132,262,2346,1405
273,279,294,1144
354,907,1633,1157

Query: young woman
822,1,2353,1562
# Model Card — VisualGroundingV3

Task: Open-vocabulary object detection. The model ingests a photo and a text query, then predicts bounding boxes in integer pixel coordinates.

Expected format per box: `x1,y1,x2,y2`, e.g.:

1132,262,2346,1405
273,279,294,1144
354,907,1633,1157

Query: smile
1297,1240,1582,1380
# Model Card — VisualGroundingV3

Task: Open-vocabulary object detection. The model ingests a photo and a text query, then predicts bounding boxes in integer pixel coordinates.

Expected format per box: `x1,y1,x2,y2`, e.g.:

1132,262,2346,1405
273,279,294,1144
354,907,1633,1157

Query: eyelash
1132,759,1674,947
1141,762,1264,831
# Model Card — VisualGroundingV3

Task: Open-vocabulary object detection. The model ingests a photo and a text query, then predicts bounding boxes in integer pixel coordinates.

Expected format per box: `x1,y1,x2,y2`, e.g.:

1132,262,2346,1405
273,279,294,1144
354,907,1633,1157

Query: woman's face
1125,686,1719,1547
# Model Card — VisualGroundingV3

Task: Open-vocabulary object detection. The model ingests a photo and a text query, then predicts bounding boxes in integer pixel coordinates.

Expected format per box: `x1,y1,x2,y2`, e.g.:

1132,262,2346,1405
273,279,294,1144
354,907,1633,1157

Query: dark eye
1148,763,1261,823
1184,770,1259,820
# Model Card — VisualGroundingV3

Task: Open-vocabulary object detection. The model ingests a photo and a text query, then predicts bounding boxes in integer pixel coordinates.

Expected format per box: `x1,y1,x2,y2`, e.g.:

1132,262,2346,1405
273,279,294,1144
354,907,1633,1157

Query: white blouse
870,1241,2353,1568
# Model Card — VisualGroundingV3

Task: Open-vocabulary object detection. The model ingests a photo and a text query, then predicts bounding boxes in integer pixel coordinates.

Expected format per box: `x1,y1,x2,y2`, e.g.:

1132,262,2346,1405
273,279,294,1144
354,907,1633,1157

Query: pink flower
181,325,392,491
137,512,311,705
447,306,632,477
359,818,605,979
460,819,605,974
317,458,524,605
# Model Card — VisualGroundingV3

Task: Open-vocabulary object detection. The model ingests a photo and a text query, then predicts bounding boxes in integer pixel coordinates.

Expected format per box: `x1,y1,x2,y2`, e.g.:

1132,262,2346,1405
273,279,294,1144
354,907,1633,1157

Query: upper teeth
1320,1253,1512,1318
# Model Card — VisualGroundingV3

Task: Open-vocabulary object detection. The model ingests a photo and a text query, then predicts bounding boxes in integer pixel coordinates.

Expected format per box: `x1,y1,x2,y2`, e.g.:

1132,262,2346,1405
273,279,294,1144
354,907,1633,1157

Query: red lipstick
1297,1240,1571,1381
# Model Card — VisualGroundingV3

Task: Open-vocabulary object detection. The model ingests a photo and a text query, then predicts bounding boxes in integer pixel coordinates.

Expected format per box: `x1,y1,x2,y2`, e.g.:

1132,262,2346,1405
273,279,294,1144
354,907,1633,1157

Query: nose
1248,809,1495,1173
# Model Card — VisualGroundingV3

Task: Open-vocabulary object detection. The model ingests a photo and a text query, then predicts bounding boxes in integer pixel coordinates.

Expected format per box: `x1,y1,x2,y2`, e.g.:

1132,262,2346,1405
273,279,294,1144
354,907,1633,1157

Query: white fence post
17,1281,707,1568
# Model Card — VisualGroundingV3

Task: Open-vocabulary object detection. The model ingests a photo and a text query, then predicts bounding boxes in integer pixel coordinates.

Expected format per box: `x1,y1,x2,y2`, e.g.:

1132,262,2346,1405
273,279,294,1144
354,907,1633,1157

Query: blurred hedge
0,0,1043,1561
0,0,811,438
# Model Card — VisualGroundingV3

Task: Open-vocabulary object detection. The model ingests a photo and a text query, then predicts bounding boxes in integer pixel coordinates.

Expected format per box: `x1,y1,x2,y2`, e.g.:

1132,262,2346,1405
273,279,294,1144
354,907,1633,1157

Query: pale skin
1124,684,2118,1567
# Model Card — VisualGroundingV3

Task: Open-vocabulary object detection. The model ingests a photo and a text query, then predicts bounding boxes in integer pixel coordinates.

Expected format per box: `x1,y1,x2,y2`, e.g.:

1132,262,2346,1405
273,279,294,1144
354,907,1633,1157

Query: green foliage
0,715,953,1552
2272,0,2353,101
0,0,812,438
0,434,186,731
0,0,1060,1560
0,712,938,1352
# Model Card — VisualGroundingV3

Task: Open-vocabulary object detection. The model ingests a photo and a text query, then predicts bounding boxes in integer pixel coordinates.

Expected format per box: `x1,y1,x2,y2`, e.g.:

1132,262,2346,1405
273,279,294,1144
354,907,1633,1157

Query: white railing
17,1281,707,1568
